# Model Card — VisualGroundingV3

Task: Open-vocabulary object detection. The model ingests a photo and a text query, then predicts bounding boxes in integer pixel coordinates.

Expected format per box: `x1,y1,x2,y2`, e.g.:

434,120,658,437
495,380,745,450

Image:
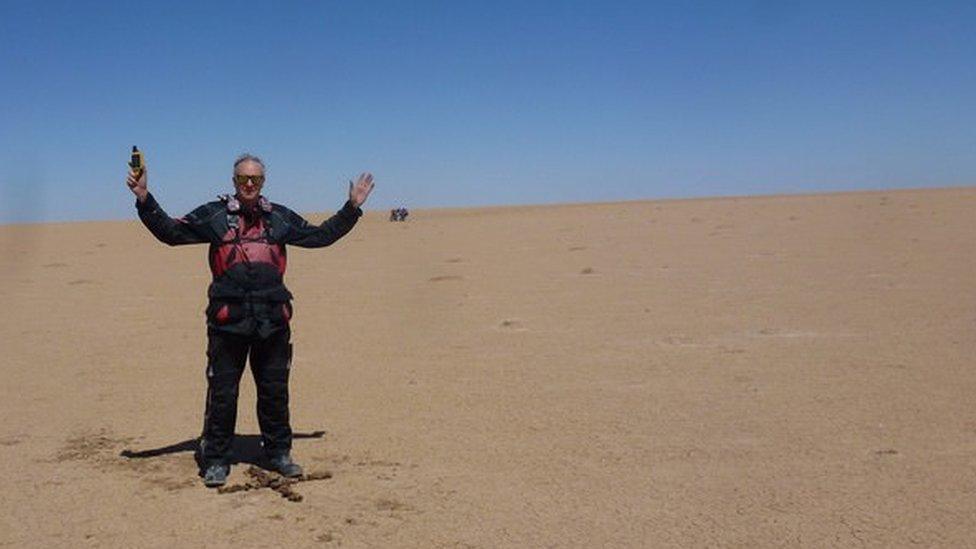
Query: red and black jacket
136,192,362,337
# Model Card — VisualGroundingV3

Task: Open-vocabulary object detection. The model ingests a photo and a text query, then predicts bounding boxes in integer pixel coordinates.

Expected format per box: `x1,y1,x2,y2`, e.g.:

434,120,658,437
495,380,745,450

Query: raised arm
127,166,214,246
280,172,375,248
280,201,363,248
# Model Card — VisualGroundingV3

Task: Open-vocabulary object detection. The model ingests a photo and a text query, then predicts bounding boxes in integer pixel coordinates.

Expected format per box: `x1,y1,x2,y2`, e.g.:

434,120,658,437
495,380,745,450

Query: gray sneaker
203,463,229,487
267,453,303,478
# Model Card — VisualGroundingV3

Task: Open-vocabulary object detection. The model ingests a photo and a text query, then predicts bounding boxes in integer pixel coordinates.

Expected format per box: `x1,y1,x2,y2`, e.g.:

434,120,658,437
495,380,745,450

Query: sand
0,187,974,547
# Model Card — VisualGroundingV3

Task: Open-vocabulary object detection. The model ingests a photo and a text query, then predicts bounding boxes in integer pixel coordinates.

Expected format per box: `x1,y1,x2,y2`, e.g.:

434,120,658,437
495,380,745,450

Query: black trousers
200,327,293,465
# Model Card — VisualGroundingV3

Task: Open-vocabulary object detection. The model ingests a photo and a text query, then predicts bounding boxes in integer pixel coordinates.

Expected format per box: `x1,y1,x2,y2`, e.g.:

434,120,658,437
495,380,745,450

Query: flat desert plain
1,187,975,548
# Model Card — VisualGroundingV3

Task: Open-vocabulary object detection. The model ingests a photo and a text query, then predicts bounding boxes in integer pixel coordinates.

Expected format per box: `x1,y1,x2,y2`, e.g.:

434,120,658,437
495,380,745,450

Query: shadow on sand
120,431,326,473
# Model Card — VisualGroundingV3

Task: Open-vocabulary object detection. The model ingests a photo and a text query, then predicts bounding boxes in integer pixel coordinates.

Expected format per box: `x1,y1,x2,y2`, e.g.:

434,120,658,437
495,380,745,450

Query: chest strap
218,194,272,237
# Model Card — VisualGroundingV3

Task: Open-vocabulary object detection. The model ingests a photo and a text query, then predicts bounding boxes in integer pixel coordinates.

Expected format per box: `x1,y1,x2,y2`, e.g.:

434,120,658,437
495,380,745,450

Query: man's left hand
348,172,375,208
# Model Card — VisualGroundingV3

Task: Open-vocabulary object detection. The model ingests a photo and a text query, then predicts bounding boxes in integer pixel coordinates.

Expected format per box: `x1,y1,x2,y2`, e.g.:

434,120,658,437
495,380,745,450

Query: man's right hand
126,167,148,203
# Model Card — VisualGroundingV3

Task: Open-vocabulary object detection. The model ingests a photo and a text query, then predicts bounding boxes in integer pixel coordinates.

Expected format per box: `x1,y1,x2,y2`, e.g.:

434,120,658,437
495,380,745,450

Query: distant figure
126,153,375,488
389,206,409,222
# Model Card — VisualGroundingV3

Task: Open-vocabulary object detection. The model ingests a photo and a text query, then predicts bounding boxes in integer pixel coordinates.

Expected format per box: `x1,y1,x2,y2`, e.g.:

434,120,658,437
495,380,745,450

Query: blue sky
2,1,975,223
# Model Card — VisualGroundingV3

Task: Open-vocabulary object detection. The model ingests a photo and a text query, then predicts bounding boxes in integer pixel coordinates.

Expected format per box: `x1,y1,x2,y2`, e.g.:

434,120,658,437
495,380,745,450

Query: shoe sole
276,468,303,478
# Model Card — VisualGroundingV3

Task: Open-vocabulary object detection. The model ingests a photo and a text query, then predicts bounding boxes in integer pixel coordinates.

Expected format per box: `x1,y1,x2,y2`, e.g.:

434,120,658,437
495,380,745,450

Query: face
233,160,265,204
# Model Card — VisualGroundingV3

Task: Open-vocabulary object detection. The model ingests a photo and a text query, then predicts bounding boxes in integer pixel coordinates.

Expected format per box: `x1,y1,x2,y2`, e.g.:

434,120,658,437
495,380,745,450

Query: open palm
348,172,375,208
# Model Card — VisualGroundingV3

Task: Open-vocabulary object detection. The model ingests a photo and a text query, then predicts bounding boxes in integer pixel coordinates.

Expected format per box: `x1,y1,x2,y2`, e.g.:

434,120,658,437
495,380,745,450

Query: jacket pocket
206,300,245,325
270,301,293,324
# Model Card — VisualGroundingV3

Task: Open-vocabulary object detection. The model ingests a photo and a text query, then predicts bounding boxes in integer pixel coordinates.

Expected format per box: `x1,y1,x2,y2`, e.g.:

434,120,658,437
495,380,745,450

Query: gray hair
233,153,265,173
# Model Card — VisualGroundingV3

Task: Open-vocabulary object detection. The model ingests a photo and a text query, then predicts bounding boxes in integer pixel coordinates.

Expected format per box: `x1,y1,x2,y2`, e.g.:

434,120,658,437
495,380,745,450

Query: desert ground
1,187,974,547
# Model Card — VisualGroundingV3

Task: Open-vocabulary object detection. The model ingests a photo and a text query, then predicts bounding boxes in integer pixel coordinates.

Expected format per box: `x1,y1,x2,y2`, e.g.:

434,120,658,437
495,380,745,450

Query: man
126,153,374,487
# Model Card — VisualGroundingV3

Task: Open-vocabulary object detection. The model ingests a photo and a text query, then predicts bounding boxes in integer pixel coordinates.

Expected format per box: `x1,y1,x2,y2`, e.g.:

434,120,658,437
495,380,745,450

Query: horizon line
1,182,973,228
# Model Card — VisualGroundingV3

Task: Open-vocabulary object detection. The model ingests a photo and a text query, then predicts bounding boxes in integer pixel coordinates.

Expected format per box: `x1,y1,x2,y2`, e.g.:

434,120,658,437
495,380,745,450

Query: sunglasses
234,174,265,186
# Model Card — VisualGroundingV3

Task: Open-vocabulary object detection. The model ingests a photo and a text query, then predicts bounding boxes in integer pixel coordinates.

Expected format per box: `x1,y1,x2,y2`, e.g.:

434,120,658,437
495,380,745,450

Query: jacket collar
219,194,272,214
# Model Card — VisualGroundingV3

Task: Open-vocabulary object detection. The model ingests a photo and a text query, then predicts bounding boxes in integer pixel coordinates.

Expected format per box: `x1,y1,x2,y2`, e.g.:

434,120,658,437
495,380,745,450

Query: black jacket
136,192,362,337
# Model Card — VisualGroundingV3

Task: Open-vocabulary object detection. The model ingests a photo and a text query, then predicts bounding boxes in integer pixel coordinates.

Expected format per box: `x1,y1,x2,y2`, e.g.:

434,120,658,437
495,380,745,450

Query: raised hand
348,172,375,208
126,166,149,203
